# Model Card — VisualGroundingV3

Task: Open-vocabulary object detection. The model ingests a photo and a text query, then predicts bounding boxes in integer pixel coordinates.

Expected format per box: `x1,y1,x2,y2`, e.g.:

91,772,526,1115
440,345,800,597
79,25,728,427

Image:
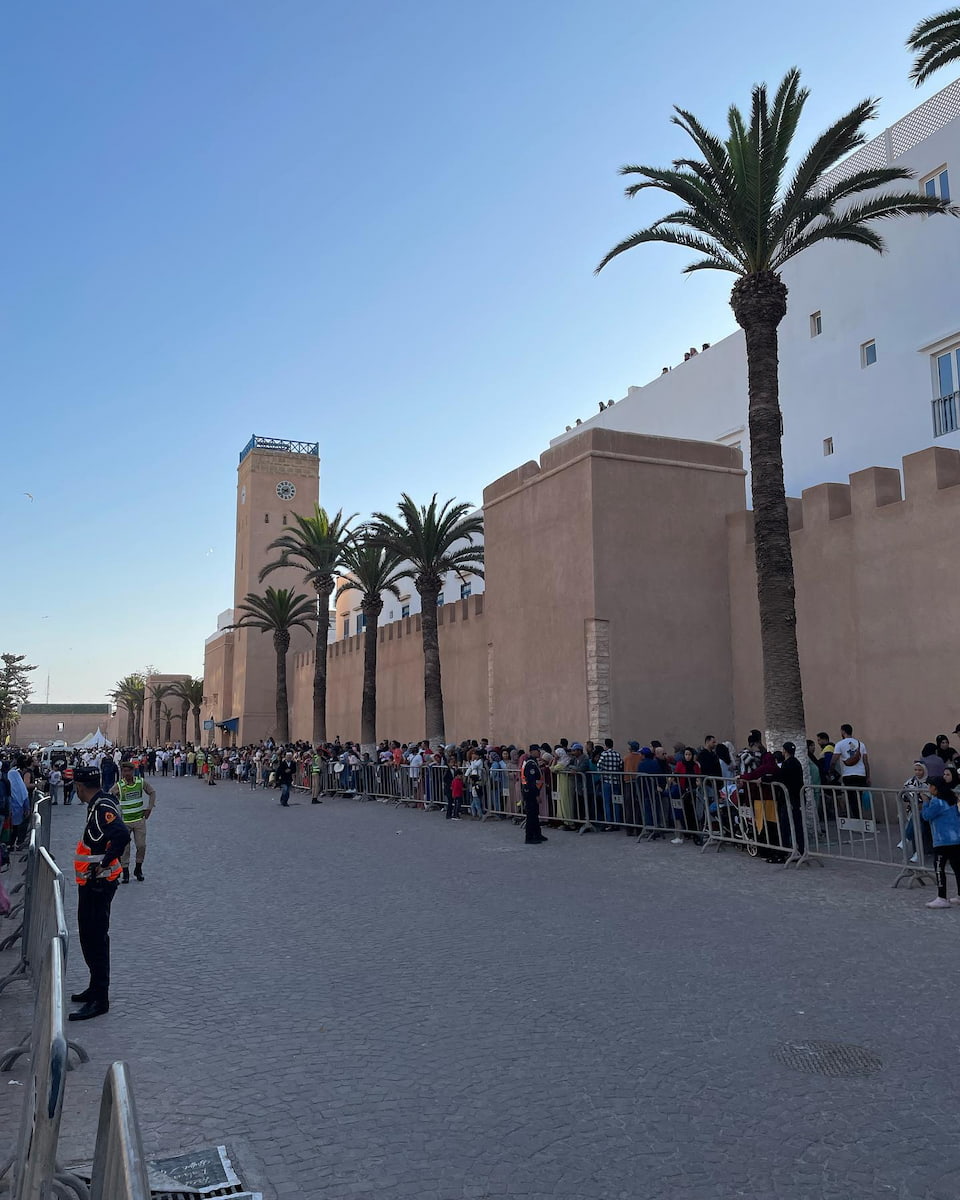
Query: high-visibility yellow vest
117,777,146,823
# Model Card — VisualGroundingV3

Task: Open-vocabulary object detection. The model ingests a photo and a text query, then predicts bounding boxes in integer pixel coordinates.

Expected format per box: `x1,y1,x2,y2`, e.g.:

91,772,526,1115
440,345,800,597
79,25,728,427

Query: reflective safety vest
117,777,146,823
312,755,321,774
75,797,124,886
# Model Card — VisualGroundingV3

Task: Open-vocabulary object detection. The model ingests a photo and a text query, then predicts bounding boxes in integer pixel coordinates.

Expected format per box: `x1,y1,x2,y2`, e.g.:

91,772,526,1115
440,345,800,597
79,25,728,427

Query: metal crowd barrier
797,782,937,886
0,937,80,1200
286,753,945,884
0,840,68,998
305,759,800,858
0,818,41,974
88,1063,151,1200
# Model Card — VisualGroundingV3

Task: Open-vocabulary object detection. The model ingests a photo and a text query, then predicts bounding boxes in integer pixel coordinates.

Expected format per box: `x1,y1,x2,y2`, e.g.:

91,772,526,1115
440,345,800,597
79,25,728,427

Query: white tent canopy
73,727,112,749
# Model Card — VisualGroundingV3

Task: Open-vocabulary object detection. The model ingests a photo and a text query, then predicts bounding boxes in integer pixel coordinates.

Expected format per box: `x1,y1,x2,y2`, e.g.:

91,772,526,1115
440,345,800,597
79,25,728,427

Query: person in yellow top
110,760,156,883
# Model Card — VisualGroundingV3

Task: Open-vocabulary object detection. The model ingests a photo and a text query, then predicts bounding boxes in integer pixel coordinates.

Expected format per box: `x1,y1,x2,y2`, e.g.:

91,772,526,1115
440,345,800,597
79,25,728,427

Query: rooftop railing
239,435,320,464
819,77,960,193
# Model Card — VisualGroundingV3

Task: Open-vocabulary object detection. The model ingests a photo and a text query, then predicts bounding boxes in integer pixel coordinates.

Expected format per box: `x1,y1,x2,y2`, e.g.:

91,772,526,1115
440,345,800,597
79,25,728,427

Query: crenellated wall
729,445,960,786
290,596,489,745
212,428,960,788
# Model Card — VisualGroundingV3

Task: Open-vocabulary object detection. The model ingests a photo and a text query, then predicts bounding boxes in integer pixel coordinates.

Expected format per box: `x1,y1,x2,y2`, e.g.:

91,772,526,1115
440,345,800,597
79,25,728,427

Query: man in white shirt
408,746,424,804
834,723,869,819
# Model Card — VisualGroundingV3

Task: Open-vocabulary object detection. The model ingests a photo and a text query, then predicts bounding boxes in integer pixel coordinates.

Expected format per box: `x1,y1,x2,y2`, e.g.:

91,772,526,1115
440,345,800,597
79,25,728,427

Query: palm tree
160,702,176,744
110,674,145,745
596,69,954,751
908,8,960,84
260,505,356,744
369,495,484,743
146,682,172,747
336,534,407,751
170,678,204,746
229,587,317,743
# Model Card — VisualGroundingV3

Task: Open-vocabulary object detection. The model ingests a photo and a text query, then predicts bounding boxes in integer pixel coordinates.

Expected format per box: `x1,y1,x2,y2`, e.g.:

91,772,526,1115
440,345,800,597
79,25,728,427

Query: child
920,777,960,909
447,769,464,821
469,774,484,820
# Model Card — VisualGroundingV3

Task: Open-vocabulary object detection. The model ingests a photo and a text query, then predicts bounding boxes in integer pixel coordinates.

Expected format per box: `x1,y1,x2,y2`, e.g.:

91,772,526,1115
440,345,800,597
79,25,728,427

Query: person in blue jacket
921,776,960,909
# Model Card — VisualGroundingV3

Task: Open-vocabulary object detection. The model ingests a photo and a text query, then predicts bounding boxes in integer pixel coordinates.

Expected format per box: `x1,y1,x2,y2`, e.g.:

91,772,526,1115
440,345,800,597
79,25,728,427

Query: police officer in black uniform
70,765,130,1021
522,745,548,845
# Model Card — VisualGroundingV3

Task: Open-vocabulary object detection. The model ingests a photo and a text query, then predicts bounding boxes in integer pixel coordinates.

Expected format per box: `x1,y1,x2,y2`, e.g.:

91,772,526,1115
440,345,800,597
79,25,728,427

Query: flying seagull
23,492,34,501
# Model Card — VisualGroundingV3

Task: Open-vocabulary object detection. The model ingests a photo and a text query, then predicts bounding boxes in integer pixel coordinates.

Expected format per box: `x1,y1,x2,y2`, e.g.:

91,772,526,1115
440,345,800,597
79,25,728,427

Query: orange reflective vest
74,796,124,886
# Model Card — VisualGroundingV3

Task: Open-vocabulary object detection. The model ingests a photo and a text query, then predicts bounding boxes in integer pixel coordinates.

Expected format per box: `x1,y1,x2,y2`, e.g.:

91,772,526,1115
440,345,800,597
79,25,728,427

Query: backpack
843,741,862,768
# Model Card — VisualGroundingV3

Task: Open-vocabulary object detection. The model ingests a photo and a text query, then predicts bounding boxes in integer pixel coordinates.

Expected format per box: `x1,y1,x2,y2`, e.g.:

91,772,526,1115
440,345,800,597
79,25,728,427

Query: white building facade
552,79,960,497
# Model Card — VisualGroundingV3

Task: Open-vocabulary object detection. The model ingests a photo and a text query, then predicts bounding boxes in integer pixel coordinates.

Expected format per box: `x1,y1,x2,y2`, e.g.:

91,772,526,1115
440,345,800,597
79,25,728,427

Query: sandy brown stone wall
729,445,960,787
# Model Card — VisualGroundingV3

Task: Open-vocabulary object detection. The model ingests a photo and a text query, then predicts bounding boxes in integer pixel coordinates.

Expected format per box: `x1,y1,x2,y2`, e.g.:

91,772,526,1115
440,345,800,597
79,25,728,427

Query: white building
334,529,485,640
552,79,960,497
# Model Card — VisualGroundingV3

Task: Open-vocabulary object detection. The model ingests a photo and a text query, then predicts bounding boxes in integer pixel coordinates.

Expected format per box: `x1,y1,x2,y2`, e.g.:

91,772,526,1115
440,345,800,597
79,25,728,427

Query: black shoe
134,865,144,881
71,989,93,1003
122,867,130,884
69,999,109,1021
311,799,322,804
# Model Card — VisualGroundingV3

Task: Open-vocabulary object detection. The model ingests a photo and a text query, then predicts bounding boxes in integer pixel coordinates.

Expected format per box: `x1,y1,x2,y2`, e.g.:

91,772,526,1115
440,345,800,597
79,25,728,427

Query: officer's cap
74,766,101,787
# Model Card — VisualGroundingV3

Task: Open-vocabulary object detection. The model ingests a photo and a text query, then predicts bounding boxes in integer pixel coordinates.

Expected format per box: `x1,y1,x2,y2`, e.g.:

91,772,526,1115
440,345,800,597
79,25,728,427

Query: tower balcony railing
932,392,960,438
239,435,320,464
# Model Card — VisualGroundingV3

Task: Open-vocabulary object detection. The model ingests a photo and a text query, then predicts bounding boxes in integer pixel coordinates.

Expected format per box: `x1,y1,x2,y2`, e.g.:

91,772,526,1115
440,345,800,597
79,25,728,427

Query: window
356,613,367,634
823,437,834,456
342,618,350,638
860,340,877,368
922,165,950,202
810,311,822,337
401,603,410,619
932,344,960,436
460,582,472,600
436,595,445,607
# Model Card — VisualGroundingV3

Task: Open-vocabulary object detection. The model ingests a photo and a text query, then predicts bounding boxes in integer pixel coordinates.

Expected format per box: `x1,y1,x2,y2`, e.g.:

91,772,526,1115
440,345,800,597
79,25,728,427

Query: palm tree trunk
360,600,383,752
153,703,162,746
126,706,134,745
275,630,291,743
732,271,806,751
418,586,445,744
192,706,202,746
180,702,190,744
164,713,172,742
312,582,333,743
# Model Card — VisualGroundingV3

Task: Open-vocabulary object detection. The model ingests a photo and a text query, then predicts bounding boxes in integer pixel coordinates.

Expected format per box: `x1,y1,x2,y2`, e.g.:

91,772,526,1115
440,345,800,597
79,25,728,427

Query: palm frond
773,191,957,265
598,68,957,284
908,7,960,84
596,225,742,275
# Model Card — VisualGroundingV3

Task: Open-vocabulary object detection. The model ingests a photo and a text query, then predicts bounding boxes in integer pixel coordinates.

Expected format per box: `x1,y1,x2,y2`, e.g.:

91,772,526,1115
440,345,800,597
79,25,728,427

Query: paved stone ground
2,775,960,1200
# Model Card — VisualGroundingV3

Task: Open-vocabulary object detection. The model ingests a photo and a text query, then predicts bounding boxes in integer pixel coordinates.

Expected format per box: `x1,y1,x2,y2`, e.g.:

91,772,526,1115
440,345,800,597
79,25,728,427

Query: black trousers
78,881,118,1002
934,845,960,898
523,790,542,843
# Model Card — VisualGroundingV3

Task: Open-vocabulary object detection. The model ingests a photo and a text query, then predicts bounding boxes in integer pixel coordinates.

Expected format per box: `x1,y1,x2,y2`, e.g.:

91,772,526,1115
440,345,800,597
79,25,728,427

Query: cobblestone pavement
2,775,960,1200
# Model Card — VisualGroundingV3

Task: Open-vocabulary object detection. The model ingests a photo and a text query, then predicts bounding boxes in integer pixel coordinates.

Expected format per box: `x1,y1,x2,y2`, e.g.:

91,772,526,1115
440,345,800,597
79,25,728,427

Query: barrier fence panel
2,938,69,1200
36,795,52,853
799,783,937,885
1,844,86,1073
88,1063,151,1200
279,754,947,884
0,821,40,983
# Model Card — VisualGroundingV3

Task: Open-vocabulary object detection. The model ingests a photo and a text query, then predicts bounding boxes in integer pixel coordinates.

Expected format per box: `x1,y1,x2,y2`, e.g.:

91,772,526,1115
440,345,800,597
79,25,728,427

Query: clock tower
231,435,321,742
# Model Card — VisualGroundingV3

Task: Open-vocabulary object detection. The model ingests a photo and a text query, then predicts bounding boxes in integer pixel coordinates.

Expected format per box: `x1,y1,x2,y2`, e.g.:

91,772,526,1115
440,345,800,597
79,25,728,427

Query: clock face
240,485,246,505
276,480,296,501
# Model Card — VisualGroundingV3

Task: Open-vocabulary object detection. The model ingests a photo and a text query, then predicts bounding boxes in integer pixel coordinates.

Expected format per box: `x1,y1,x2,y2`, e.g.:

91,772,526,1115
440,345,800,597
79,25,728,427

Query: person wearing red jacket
671,747,703,844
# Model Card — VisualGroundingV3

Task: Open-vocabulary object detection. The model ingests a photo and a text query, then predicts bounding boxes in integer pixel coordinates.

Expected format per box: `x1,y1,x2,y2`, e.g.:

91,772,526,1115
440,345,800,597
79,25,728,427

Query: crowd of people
3,718,960,909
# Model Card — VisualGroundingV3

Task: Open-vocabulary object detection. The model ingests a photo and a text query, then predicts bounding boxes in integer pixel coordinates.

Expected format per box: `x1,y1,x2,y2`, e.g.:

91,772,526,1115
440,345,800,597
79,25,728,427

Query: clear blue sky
0,0,942,702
